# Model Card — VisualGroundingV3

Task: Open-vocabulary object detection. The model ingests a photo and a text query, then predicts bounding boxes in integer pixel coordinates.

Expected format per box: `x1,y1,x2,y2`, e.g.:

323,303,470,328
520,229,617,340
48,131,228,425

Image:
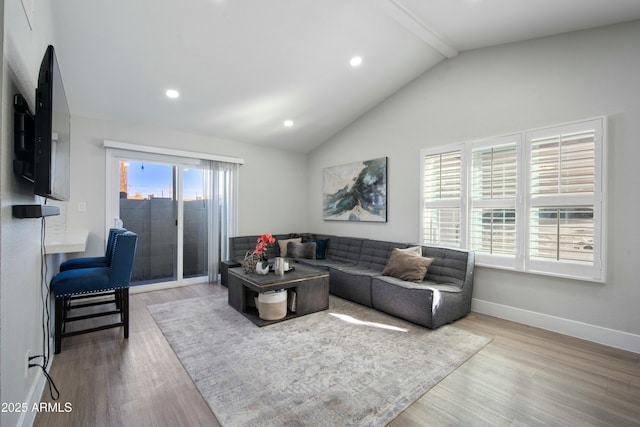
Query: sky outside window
121,161,205,200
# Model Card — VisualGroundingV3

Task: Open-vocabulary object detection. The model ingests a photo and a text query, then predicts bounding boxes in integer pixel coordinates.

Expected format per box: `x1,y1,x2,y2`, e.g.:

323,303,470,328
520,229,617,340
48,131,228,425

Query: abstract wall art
323,157,387,222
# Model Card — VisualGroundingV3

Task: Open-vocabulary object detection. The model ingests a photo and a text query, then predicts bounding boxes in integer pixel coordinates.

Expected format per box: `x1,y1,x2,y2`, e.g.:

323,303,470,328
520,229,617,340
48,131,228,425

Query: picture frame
322,157,387,222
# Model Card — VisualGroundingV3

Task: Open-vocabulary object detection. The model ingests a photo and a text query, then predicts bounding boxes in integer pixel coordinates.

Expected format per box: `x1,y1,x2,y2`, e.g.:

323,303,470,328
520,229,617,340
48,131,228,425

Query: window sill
474,261,605,284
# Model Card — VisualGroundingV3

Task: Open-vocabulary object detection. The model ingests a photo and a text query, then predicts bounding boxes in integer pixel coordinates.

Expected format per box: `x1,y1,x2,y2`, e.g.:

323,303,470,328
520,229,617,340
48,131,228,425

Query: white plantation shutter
526,119,603,279
423,208,461,247
423,151,462,201
420,117,605,282
471,143,517,200
529,207,594,263
470,139,518,258
530,130,595,197
421,148,463,247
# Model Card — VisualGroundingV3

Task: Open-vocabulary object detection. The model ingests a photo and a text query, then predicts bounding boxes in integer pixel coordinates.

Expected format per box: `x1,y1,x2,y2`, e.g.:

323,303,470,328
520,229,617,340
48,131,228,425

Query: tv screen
34,45,70,201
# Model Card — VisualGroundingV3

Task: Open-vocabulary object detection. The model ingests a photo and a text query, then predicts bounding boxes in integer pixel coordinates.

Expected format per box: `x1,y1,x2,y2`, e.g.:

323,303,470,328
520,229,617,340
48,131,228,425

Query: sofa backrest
230,234,474,289
229,236,259,261
229,235,283,262
326,236,365,263
421,246,473,287
357,240,408,271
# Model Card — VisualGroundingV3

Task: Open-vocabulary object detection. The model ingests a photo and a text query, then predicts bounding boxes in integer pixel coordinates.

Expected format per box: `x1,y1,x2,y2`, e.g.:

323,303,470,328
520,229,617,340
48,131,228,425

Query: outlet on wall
78,202,87,212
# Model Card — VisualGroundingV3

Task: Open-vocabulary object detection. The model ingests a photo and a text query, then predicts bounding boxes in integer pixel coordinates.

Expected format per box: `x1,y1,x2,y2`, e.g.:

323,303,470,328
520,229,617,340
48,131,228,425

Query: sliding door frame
104,140,244,292
106,150,206,291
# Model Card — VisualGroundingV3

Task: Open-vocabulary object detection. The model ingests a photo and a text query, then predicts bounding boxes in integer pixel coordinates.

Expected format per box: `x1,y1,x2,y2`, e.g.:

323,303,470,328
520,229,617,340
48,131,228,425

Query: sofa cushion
382,248,433,283
296,258,356,271
326,236,365,263
329,267,374,307
287,241,316,259
356,240,409,271
370,277,434,327
278,238,301,257
306,239,329,259
422,246,469,287
372,276,466,329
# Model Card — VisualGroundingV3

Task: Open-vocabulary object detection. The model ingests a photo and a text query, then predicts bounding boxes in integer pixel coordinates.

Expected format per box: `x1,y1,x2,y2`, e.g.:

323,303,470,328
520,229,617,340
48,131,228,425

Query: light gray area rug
148,293,490,427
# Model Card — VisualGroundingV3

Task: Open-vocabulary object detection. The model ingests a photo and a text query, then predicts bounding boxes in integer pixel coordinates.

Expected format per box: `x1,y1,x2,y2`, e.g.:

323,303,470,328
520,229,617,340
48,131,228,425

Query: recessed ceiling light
350,56,362,67
284,120,294,127
165,89,180,99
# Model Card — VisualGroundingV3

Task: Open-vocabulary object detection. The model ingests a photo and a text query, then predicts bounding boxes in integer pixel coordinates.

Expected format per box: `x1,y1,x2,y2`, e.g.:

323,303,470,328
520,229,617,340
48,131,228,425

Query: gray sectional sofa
221,233,474,329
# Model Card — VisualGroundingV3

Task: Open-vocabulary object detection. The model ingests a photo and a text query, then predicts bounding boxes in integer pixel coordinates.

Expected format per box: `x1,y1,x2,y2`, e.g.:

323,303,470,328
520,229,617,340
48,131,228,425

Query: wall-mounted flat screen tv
34,45,70,201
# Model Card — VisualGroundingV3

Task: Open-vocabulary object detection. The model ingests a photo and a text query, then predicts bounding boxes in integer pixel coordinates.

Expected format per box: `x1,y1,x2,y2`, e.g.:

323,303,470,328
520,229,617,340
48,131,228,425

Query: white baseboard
471,298,640,354
129,277,209,294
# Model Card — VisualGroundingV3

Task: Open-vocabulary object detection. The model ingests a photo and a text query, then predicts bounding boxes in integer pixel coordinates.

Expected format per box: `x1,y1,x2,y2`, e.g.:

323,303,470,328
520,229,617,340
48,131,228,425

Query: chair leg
122,288,130,339
55,289,130,353
117,288,124,321
115,288,122,310
55,296,64,354
62,296,70,333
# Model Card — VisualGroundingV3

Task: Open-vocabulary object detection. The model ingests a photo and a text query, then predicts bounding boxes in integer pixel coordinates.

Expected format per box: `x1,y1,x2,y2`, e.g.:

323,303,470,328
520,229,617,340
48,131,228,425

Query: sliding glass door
105,143,239,288
108,153,208,287
118,160,182,284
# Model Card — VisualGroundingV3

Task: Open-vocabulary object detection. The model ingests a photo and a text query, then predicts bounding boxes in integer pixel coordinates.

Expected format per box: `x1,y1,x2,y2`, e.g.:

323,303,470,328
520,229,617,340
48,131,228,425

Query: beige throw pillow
396,246,422,256
278,238,302,257
382,248,433,284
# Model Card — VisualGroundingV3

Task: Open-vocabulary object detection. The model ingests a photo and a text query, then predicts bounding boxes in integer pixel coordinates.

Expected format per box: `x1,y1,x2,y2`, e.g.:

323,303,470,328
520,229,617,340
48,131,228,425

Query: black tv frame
12,45,70,219
34,44,70,202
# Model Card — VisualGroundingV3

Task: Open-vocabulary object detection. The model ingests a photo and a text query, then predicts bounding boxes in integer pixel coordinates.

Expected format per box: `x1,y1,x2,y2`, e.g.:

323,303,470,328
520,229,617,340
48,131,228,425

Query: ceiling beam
380,0,458,59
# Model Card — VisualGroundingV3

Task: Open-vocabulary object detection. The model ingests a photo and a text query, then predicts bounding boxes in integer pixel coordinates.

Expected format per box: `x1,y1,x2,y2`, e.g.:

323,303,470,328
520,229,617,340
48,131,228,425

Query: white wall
308,21,640,351
1,1,309,420
64,115,309,257
1,0,58,426
3,11,638,427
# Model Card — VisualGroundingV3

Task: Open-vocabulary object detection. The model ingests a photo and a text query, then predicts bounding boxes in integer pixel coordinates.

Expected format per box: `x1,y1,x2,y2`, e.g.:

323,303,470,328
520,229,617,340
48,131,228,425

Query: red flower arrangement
241,233,277,274
254,233,276,267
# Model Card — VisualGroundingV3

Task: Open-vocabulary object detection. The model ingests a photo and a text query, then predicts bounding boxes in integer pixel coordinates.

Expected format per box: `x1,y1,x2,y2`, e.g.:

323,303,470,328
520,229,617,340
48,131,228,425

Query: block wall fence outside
119,198,208,283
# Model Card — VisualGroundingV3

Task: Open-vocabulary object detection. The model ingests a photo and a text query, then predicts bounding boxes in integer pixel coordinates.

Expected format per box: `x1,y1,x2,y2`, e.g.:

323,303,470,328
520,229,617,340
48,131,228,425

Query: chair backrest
105,228,128,266
109,231,138,288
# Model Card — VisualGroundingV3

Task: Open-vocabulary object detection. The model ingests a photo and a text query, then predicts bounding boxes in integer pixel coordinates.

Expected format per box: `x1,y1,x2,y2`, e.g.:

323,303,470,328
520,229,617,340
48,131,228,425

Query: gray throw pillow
287,241,317,259
278,238,302,257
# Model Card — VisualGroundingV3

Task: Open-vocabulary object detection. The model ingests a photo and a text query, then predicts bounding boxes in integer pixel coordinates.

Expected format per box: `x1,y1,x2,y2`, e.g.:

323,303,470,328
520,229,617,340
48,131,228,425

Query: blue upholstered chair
59,228,127,271
52,231,138,354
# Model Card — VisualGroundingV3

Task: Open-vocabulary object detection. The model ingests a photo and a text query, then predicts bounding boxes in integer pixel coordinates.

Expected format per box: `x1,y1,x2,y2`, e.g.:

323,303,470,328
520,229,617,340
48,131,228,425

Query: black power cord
27,215,60,401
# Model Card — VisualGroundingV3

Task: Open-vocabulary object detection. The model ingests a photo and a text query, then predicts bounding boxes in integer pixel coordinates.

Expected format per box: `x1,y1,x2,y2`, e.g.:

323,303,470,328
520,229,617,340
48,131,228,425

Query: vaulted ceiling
51,0,640,152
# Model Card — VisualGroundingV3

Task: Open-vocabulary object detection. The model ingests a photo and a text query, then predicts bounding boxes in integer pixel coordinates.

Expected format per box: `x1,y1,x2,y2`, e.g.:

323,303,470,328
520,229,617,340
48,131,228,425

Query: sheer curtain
207,161,239,282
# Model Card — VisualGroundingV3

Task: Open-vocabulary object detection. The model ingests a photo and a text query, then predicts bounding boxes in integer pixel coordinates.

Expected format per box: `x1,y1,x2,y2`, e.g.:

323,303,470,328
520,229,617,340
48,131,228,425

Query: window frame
419,117,606,283
419,144,467,248
523,119,606,281
469,134,523,269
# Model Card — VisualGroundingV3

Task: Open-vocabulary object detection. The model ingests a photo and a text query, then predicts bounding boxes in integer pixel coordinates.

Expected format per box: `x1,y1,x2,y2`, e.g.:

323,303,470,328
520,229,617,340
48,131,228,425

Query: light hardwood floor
35,283,640,427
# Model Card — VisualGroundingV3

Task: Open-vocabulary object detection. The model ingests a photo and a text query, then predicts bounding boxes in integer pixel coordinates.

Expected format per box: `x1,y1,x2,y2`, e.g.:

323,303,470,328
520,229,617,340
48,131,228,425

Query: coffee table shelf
227,263,329,326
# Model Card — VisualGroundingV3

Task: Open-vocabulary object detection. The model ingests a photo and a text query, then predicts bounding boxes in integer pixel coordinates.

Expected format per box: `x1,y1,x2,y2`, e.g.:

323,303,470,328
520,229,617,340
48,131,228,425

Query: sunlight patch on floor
329,313,409,332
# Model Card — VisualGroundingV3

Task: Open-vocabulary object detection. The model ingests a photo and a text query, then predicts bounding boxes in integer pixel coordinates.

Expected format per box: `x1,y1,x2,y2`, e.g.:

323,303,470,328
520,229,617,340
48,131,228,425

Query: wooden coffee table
227,263,330,326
